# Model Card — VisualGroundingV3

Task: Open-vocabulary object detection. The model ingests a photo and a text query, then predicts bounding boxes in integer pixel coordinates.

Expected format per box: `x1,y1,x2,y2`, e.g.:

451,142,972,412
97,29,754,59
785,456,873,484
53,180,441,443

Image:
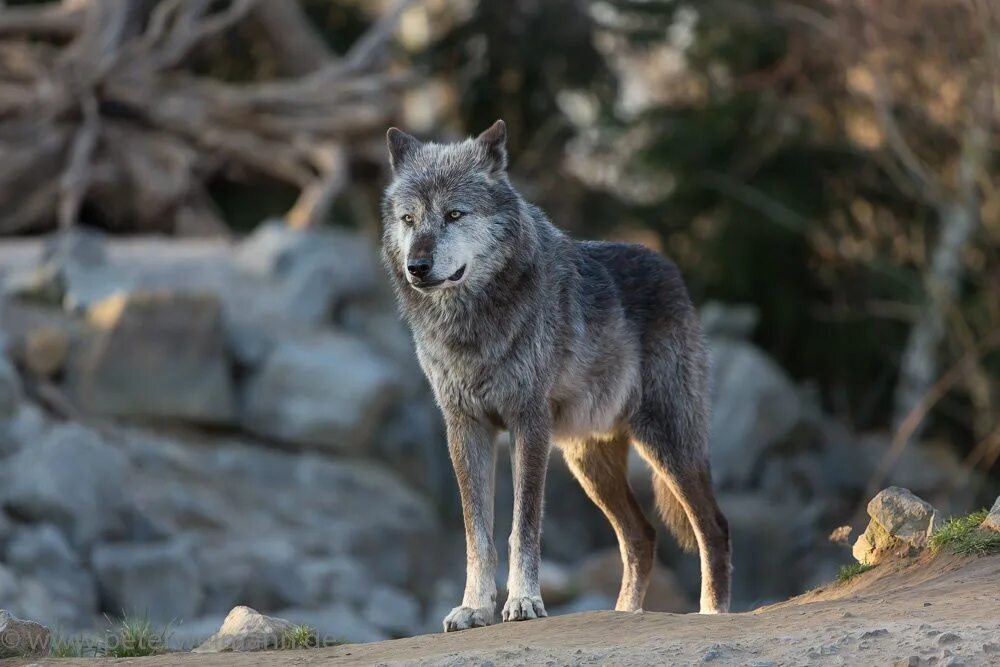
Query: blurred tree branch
0,0,412,235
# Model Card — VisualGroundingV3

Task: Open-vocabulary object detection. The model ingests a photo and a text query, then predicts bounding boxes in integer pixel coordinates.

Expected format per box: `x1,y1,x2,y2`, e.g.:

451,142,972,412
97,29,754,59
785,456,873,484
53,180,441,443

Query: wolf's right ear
386,127,421,172
476,119,507,173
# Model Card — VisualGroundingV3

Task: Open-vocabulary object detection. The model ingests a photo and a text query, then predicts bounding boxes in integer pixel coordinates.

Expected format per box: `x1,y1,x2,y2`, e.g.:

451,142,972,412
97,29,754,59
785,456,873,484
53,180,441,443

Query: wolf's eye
447,210,463,220
401,214,414,226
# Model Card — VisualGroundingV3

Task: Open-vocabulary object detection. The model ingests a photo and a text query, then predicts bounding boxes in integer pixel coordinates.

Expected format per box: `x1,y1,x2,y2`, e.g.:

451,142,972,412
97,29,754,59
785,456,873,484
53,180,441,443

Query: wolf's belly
549,345,640,442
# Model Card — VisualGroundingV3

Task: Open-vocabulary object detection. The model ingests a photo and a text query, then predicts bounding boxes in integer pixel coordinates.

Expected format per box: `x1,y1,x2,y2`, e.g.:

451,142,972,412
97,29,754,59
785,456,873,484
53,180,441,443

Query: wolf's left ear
387,127,421,172
476,119,507,173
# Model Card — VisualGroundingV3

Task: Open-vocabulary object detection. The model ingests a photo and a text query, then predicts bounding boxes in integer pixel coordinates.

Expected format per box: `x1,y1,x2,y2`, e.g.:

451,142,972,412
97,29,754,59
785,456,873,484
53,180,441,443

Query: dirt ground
26,554,1000,666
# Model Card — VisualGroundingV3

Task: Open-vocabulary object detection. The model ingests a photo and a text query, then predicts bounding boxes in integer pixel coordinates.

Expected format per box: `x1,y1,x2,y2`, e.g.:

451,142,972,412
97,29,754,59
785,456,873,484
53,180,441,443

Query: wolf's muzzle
407,256,433,280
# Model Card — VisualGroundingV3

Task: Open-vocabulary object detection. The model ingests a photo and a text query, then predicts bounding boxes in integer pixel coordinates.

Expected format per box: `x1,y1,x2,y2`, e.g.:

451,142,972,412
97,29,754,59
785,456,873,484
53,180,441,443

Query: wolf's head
381,120,523,295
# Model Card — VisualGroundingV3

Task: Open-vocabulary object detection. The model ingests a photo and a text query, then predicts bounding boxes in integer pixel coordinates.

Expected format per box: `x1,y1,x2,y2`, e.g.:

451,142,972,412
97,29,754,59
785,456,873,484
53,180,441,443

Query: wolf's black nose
407,257,433,279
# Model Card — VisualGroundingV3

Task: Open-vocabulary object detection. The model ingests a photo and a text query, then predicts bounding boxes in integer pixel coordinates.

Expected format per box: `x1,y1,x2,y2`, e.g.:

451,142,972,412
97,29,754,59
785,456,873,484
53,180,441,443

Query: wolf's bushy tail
652,474,699,553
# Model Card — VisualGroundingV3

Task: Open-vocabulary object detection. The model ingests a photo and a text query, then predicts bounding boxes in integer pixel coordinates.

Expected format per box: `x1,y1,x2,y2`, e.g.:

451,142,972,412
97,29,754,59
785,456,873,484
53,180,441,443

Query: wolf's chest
416,337,538,415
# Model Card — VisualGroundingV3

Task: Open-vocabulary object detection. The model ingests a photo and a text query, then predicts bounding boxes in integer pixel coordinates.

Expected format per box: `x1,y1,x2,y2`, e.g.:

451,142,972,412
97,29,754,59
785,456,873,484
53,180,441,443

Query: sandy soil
29,554,1000,666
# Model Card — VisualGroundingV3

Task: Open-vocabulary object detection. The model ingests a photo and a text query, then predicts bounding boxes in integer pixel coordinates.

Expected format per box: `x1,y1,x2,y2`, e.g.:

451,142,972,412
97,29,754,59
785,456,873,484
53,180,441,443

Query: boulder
116,430,439,619
229,221,383,330
235,220,378,296
5,524,97,629
241,333,400,454
294,557,374,609
1,423,127,547
0,609,50,658
853,487,939,564
92,540,203,624
69,291,235,424
373,398,451,504
982,496,1000,533
193,606,298,653
708,339,802,488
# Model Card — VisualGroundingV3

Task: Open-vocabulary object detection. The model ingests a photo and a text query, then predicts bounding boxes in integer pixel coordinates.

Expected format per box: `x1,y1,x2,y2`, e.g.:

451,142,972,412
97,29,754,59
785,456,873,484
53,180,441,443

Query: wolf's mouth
410,265,467,291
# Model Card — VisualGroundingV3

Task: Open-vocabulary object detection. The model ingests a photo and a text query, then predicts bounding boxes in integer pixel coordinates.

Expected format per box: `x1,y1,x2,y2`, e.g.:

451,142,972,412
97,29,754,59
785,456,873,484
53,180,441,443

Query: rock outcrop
240,333,400,453
92,540,203,624
0,233,988,639
853,487,939,564
1,423,127,548
71,291,236,424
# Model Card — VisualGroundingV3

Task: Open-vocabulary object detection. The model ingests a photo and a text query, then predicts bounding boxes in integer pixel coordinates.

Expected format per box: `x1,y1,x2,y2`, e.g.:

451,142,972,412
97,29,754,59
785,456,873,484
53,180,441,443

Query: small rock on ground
982,496,1000,533
0,609,50,658
193,605,298,653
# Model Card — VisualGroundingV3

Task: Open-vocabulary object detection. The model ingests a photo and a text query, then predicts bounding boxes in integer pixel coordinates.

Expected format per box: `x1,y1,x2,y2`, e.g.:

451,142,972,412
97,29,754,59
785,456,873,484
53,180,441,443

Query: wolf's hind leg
561,435,655,611
631,423,731,614
443,415,498,632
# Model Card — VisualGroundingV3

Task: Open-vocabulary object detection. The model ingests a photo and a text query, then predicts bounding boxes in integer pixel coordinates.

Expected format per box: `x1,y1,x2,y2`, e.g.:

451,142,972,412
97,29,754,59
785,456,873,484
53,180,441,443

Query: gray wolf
381,120,731,631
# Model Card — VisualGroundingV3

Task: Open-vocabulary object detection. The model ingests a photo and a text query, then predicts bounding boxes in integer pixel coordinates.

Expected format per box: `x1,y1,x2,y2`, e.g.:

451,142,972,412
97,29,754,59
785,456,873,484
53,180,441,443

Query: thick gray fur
381,120,732,631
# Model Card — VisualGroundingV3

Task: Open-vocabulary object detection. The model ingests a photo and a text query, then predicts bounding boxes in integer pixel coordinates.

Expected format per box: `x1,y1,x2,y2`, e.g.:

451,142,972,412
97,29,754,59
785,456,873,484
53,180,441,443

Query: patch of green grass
837,561,875,583
96,614,172,658
280,624,318,650
930,510,1000,556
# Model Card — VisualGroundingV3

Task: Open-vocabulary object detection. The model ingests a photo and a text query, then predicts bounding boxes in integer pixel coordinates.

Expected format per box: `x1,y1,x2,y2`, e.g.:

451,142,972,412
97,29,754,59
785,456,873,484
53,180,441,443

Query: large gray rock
1,423,127,547
0,609,50,658
114,429,439,620
373,398,451,504
229,221,382,331
5,524,97,629
241,333,400,453
709,339,802,488
92,540,203,624
235,220,379,296
69,291,235,424
853,487,939,564
193,606,297,653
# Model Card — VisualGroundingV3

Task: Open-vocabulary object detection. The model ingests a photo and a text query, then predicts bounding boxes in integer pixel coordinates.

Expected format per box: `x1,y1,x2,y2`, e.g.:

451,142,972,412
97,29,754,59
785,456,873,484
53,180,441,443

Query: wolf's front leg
442,415,498,632
503,411,551,622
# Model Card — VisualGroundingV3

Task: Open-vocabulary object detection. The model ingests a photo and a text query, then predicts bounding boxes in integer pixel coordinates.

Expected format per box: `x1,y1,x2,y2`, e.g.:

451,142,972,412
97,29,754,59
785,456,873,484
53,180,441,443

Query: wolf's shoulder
574,240,692,322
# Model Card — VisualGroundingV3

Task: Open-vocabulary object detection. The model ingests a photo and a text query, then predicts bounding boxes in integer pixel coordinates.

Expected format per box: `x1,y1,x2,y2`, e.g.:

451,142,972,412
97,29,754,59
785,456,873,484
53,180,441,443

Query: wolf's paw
442,605,494,632
501,595,547,622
